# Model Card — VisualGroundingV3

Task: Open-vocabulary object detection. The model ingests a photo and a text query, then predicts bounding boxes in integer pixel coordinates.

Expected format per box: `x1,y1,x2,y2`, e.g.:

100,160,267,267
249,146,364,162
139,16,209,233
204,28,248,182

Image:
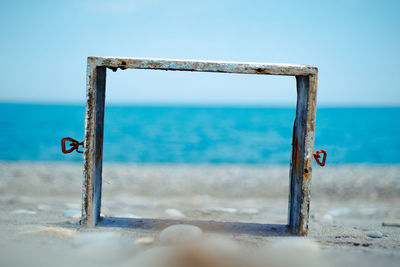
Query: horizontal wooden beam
88,56,317,76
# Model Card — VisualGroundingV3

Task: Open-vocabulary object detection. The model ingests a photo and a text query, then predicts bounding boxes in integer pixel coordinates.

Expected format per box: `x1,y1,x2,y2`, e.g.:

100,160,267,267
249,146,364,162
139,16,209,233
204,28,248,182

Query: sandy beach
2,0,399,265
1,161,399,266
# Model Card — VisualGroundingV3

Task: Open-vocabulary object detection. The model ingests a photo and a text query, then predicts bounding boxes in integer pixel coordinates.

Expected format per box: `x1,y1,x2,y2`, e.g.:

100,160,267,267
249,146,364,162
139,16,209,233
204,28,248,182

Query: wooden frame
81,57,318,236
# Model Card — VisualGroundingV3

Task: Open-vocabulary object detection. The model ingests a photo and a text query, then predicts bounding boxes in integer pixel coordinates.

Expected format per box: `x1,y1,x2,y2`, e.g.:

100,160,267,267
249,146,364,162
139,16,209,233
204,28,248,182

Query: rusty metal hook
61,137,84,154
313,149,327,167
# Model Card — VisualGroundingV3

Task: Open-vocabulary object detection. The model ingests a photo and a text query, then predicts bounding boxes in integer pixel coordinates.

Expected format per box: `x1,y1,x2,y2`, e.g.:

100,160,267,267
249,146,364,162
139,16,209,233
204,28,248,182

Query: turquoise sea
0,103,399,164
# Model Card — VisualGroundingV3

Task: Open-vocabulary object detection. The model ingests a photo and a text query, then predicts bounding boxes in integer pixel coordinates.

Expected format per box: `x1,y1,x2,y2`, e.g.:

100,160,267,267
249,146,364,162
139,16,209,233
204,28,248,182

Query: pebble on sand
322,214,333,223
165,208,185,218
40,227,76,238
382,220,400,227
158,224,203,245
135,236,154,245
11,209,36,215
359,208,376,215
203,207,237,213
37,204,51,211
114,213,140,219
240,208,259,214
62,209,81,218
65,203,80,209
17,226,76,238
328,207,351,216
365,230,383,238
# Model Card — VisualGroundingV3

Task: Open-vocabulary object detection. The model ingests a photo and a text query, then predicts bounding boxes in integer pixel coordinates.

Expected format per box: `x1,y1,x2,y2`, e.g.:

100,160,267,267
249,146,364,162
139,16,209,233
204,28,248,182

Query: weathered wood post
288,74,318,235
81,58,106,226
80,57,318,235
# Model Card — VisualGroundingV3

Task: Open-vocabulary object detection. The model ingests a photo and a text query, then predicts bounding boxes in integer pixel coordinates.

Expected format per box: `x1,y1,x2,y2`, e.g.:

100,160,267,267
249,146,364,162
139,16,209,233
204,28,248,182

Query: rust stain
102,59,112,65
120,60,127,70
304,168,310,179
145,62,162,68
309,118,315,131
303,227,309,236
104,60,128,72
294,138,299,170
108,66,118,72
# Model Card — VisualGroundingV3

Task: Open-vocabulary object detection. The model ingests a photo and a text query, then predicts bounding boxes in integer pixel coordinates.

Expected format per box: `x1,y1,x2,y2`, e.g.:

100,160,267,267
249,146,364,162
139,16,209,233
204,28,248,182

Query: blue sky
0,0,399,106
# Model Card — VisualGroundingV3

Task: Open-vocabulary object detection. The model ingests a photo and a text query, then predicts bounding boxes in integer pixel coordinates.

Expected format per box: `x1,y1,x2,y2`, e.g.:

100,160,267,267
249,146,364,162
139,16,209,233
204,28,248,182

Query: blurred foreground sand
0,161,399,266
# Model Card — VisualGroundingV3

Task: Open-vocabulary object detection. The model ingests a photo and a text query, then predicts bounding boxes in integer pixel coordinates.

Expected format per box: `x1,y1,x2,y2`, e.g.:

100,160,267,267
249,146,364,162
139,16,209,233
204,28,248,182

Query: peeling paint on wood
87,57,317,76
81,57,318,236
288,74,317,235
82,64,106,227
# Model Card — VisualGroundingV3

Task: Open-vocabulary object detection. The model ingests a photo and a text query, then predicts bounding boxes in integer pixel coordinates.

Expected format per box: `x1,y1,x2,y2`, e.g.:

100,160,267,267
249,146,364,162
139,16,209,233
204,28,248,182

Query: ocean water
0,103,399,164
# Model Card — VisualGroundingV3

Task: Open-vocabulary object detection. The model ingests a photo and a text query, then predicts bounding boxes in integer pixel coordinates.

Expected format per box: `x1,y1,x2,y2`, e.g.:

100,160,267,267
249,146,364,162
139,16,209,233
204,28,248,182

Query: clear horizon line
0,99,400,108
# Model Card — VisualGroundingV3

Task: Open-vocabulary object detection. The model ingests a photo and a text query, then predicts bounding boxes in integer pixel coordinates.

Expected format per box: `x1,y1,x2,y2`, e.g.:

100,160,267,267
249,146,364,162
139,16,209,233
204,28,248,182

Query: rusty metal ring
313,149,327,167
61,137,84,154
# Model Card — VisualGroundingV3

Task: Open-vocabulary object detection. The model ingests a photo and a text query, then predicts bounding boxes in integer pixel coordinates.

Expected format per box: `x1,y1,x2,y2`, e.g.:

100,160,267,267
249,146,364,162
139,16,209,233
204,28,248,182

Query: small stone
62,209,80,218
158,224,202,245
17,226,76,238
11,209,36,215
365,230,383,238
135,236,154,245
382,220,400,227
40,227,76,238
114,213,140,219
16,226,44,236
65,203,80,209
240,208,259,214
203,207,237,213
359,208,376,215
328,207,351,216
322,214,333,222
37,204,51,211
18,196,33,203
165,208,185,218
